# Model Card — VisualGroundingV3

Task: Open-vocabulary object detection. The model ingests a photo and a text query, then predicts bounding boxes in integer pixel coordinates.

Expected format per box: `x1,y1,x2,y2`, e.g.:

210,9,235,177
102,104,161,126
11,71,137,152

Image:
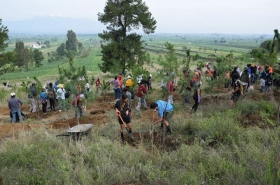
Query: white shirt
56,88,66,99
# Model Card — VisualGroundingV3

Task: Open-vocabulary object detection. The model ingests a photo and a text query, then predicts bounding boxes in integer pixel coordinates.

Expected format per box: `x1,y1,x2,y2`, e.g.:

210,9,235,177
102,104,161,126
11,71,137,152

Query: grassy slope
0,34,279,184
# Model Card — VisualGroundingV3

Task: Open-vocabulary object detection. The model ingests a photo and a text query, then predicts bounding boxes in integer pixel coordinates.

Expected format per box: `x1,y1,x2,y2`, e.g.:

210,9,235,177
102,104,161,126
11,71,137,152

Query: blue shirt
40,92,48,102
156,100,173,117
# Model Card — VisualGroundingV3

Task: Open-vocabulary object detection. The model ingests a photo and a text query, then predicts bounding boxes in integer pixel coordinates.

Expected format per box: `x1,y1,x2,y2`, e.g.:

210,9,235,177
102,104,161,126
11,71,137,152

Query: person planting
115,94,133,142
150,100,173,134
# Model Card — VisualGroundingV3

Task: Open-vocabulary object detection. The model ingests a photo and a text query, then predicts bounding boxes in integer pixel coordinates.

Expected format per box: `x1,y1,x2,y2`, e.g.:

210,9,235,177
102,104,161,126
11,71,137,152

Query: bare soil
0,89,277,150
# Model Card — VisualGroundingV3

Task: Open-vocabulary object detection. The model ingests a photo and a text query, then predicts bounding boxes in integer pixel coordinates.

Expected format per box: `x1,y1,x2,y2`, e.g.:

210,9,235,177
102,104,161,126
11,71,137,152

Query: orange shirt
192,72,200,81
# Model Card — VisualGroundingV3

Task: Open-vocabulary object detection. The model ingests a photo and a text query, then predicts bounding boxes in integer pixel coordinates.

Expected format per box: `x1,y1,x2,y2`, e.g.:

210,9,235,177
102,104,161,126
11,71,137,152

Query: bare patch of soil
0,124,43,138
122,131,192,152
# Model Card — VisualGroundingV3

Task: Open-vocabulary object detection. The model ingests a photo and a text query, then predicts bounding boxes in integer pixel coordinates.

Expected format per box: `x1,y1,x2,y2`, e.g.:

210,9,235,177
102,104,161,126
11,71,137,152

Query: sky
0,0,279,34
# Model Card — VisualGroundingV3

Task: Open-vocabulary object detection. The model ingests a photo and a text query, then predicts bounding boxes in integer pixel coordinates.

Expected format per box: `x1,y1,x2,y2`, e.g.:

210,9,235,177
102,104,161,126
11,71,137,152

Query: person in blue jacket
150,100,173,134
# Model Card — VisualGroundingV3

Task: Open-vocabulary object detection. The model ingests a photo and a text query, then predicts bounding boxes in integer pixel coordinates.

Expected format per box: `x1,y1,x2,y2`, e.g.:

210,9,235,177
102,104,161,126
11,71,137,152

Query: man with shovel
150,100,173,134
115,94,133,142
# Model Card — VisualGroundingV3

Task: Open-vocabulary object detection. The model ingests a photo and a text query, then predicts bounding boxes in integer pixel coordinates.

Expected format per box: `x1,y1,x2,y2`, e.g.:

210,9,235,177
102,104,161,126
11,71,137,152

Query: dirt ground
0,89,278,150
0,101,114,138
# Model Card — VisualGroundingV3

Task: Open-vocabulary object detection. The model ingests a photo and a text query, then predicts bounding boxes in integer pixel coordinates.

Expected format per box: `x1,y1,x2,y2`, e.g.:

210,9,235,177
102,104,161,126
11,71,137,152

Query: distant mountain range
2,16,106,34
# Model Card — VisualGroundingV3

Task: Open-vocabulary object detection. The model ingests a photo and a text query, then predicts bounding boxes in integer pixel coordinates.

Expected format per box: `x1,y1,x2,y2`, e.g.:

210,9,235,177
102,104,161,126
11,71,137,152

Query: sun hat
58,84,64,88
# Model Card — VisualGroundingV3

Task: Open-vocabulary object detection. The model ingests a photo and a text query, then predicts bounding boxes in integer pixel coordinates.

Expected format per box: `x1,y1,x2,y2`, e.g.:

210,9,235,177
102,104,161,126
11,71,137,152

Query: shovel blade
128,133,135,141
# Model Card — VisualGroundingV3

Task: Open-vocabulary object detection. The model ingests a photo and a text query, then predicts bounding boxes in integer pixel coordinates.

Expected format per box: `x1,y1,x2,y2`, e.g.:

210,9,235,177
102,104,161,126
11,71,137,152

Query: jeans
114,88,121,100
136,97,147,110
192,98,200,112
12,108,22,123
74,105,83,119
168,94,173,104
49,98,55,110
42,102,47,113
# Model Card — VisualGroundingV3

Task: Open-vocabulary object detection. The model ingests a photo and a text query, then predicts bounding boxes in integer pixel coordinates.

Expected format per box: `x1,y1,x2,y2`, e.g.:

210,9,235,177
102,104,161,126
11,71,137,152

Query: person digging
150,100,173,134
115,94,133,143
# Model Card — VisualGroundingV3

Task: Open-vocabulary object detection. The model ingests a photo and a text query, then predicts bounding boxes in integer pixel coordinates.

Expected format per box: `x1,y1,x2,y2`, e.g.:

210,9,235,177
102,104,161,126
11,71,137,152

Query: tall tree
66,30,78,52
0,19,14,75
33,49,44,68
0,19,9,52
98,0,157,73
24,48,34,70
14,41,26,69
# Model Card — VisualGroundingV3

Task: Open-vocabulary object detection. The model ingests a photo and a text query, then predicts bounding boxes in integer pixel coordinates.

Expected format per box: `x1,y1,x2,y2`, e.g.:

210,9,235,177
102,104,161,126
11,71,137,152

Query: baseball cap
11,92,16,96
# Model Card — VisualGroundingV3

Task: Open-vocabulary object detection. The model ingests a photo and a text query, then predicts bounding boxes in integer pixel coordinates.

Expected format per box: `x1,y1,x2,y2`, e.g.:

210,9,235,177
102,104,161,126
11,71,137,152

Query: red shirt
72,95,83,106
96,79,100,86
137,84,147,97
167,81,174,93
118,76,123,88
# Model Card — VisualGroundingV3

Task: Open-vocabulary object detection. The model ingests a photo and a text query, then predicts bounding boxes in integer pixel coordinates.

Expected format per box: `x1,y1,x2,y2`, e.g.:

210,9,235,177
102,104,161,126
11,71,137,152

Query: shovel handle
117,113,127,128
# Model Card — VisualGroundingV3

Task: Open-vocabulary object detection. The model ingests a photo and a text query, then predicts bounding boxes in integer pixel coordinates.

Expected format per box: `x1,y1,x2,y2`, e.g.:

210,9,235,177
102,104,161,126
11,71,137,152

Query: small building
30,44,41,49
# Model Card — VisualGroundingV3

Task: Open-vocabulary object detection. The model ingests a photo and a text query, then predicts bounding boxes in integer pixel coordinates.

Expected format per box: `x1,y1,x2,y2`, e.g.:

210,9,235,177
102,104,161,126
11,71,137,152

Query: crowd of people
7,63,276,143
110,72,175,142
182,63,276,111
8,80,87,123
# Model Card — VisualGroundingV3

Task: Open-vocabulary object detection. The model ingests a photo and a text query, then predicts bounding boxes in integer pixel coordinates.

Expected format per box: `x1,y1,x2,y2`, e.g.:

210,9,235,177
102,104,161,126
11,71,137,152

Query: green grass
0,33,279,184
1,108,280,184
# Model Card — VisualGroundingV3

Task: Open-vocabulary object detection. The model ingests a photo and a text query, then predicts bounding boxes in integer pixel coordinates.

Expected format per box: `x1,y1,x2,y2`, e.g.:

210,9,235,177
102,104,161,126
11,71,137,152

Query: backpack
48,89,55,99
240,72,249,82
41,98,47,104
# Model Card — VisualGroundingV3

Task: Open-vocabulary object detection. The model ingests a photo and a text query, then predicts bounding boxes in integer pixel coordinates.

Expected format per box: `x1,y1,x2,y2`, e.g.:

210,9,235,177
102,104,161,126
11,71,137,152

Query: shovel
117,113,135,141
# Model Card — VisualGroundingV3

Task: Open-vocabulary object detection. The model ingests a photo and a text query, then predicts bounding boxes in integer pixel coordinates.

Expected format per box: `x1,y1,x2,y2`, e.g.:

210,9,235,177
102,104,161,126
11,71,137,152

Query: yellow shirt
126,79,133,87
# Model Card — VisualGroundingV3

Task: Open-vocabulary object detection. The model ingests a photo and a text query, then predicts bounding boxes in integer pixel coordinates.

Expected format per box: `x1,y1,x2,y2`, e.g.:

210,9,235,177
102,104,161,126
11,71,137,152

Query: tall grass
1,107,280,184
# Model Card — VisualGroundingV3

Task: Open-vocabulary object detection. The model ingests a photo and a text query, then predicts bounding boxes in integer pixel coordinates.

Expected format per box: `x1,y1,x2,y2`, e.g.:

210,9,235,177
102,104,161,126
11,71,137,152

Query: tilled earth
0,90,277,150
0,92,186,151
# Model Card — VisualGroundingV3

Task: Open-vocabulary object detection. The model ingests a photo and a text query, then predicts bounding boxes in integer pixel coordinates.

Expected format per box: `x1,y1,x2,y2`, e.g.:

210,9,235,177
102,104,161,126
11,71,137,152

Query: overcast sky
0,0,279,34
